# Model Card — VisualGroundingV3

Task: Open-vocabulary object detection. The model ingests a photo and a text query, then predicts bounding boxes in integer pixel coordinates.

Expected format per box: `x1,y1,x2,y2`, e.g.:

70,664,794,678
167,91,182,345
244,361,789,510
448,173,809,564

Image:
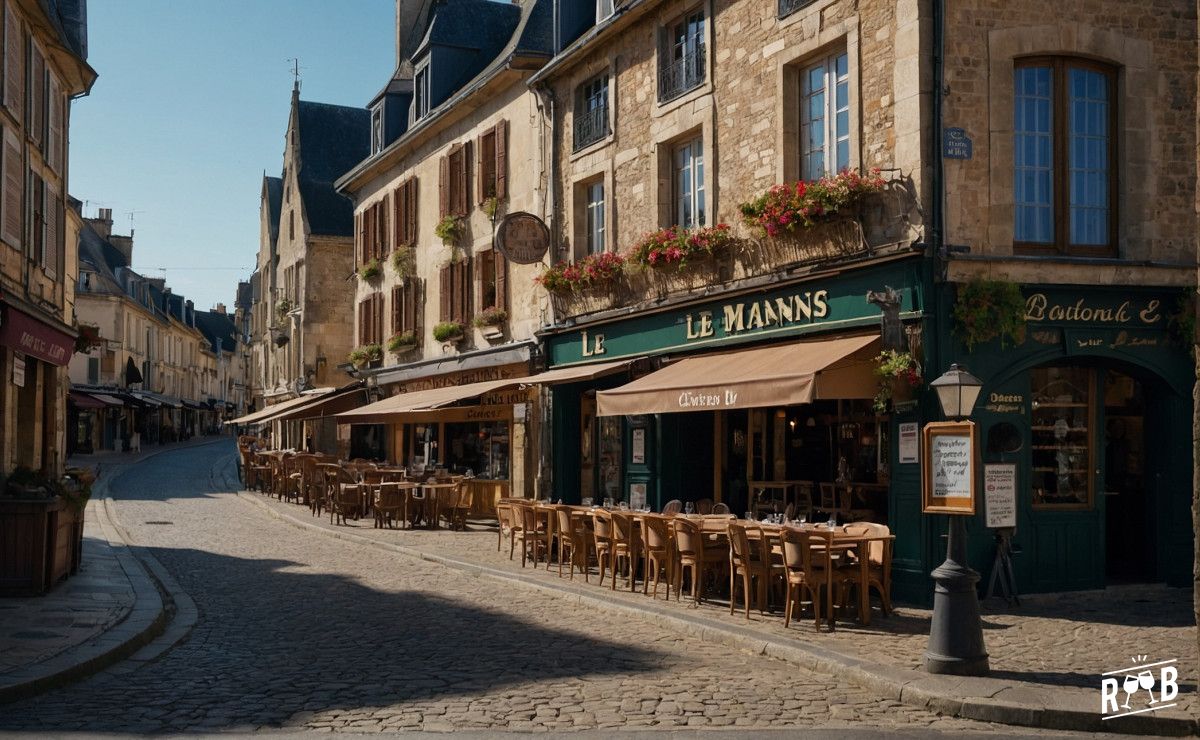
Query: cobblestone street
0,441,1037,735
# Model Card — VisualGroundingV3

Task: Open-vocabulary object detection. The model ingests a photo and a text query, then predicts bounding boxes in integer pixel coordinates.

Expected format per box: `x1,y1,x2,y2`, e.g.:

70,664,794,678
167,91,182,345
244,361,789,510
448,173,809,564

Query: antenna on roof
287,57,302,93
125,210,144,234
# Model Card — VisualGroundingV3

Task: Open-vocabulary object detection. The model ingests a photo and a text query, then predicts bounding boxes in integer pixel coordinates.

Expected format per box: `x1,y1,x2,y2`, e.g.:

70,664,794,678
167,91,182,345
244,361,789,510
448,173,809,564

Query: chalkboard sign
922,421,977,515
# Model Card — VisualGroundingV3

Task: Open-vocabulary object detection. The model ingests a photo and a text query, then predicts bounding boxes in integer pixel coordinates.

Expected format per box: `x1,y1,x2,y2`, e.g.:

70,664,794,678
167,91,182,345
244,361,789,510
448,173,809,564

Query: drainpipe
931,0,945,266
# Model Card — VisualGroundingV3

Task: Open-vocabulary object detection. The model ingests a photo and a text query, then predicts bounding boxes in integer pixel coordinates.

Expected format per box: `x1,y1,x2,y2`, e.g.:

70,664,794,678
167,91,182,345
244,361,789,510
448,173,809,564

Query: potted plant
873,349,922,412
952,278,1027,351
73,325,103,354
472,306,507,339
359,258,383,282
275,298,293,317
483,195,500,221
534,251,626,293
347,343,383,369
435,214,463,245
387,330,417,354
433,321,465,345
627,224,735,271
391,245,416,280
738,169,886,237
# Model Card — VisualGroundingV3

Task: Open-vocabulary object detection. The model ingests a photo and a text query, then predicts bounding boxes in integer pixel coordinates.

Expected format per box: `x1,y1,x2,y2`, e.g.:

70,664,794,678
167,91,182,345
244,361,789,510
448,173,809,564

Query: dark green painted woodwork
546,259,926,366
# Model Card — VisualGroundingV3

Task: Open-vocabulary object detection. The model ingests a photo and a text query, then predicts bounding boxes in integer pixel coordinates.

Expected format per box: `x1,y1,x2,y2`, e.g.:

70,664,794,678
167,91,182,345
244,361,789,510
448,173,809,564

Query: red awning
0,303,74,366
68,391,106,409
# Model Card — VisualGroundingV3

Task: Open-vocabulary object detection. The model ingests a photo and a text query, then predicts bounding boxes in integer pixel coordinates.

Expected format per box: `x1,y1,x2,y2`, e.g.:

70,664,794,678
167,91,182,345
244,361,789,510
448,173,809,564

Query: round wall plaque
495,212,550,264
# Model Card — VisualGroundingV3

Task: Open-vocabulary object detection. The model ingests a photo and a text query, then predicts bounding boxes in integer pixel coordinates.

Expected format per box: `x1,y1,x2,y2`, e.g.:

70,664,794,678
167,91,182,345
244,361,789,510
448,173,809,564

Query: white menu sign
984,463,1017,528
629,483,647,510
898,422,919,464
930,434,972,498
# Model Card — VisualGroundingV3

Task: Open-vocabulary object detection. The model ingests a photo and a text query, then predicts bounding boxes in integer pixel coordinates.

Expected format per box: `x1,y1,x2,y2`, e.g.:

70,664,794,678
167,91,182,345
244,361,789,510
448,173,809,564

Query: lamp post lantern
923,363,989,676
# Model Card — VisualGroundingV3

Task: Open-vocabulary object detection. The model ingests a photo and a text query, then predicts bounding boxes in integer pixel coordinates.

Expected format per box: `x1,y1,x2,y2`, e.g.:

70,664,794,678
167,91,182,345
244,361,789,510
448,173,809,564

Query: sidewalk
241,490,1199,736
0,436,225,703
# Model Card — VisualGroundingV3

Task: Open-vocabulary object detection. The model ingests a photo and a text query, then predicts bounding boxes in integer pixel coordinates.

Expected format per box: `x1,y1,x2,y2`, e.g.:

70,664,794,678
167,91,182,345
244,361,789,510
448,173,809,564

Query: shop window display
1030,365,1093,509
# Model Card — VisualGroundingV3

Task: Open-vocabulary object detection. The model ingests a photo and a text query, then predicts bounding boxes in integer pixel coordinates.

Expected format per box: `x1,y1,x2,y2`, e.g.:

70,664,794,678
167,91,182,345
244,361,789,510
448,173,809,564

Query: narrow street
0,442,1011,735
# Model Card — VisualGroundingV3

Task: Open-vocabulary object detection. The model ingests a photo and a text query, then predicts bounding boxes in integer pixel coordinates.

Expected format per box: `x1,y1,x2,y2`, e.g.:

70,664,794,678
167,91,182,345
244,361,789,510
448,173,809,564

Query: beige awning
596,334,879,416
225,388,335,426
337,359,635,425
272,386,370,423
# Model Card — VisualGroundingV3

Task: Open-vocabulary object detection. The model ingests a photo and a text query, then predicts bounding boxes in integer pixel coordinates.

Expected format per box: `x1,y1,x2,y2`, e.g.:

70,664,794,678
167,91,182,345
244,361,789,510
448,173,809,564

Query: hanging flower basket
873,349,922,412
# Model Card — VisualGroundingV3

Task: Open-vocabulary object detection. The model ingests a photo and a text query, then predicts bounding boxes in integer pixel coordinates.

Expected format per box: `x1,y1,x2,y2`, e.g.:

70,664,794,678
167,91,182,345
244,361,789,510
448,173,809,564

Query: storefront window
444,421,509,480
597,416,622,501
1030,365,1093,509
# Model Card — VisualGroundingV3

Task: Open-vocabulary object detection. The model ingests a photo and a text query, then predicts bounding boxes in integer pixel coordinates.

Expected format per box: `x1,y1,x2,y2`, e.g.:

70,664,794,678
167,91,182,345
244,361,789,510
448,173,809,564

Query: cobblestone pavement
0,441,1029,735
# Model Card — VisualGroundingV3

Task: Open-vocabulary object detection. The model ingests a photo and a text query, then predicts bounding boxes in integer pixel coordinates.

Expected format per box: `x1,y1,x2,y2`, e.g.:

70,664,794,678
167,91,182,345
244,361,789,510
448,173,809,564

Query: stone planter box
0,497,84,596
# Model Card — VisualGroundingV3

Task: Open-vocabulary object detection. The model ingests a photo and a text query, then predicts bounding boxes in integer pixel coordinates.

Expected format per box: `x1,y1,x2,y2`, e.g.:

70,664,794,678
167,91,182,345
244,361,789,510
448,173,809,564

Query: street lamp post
923,363,990,676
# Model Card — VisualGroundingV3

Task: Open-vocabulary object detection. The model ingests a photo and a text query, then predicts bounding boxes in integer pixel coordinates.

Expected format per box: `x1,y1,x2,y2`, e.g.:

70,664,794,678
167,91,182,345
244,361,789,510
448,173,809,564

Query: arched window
1013,58,1117,257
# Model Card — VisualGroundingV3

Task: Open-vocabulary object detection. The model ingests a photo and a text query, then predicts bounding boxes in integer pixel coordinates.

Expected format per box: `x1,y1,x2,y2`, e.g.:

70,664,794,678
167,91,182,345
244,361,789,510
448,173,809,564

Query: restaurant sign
1024,290,1166,329
0,304,74,366
495,212,550,265
548,262,922,366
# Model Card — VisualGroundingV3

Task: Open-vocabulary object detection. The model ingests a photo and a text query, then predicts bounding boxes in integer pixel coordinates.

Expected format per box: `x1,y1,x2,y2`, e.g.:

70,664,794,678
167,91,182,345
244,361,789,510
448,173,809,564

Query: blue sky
70,0,394,311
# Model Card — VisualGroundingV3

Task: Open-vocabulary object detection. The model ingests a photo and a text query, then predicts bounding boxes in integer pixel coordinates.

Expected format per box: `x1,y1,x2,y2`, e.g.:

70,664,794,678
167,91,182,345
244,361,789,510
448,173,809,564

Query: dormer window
370,106,383,154
597,0,615,20
414,63,431,121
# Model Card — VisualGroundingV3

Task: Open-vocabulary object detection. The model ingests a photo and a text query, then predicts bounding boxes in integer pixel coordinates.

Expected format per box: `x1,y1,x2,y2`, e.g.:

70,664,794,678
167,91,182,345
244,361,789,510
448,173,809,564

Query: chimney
87,207,113,239
108,233,133,266
214,302,227,315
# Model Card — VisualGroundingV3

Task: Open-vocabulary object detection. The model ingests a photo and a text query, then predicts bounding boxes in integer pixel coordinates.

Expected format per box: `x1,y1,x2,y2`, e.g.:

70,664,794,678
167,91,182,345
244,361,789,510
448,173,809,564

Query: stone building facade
248,85,368,421
0,0,94,474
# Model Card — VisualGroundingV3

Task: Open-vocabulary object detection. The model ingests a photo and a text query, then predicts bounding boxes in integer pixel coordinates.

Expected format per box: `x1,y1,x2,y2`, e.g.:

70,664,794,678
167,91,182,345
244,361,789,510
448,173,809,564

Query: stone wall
548,0,912,264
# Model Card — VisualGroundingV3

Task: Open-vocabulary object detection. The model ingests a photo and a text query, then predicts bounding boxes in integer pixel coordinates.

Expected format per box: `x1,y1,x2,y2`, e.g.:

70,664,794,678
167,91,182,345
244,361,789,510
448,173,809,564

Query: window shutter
29,42,43,147
453,259,469,322
4,5,22,122
356,211,365,265
379,196,390,257
2,127,20,246
457,141,470,216
391,285,401,334
46,74,60,174
495,249,507,311
495,120,507,200
476,134,485,204
43,181,56,277
406,178,418,244
357,300,366,345
374,292,384,343
439,265,451,322
406,279,420,335
393,184,404,246
438,156,449,218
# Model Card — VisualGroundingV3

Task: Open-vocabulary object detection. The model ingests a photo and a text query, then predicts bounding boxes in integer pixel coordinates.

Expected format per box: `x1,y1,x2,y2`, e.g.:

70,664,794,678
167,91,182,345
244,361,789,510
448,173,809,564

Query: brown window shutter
380,197,390,257
439,265,451,323
391,285,401,334
356,211,365,265
407,178,418,244
438,155,449,218
454,258,469,322
4,5,22,122
2,128,19,247
374,293,384,343
43,182,56,277
476,134,485,205
29,43,43,147
458,141,471,215
406,280,419,334
495,120,507,200
393,184,404,246
357,300,366,345
495,249,507,311
46,74,60,174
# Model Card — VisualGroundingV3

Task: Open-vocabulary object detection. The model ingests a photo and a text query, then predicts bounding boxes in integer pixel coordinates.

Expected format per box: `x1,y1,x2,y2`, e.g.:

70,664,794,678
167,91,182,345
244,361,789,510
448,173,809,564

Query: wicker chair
328,466,362,526
512,501,549,568
591,509,616,589
779,527,844,631
641,514,674,599
695,498,714,515
553,506,589,581
671,517,725,606
610,511,642,592
728,521,770,618
711,502,730,515
496,500,516,553
662,499,683,516
839,523,895,616
374,483,409,529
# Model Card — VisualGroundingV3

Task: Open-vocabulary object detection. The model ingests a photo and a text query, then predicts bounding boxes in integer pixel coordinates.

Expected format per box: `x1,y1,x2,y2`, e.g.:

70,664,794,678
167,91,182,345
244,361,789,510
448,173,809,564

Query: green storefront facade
540,250,1194,605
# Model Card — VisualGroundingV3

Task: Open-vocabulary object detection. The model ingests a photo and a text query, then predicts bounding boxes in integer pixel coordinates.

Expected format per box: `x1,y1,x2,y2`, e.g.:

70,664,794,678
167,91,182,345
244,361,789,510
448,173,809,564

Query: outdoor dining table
754,523,873,629
416,481,459,529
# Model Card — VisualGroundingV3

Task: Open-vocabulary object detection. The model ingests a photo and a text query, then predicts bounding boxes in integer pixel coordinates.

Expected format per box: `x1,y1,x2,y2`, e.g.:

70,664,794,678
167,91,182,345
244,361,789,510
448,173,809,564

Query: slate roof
414,0,551,92
195,310,239,353
77,220,129,294
263,175,282,247
296,101,369,237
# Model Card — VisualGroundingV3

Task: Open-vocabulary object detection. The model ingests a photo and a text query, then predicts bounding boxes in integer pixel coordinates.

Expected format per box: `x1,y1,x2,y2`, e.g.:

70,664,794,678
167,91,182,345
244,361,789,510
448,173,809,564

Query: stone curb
0,441,220,704
238,490,1198,737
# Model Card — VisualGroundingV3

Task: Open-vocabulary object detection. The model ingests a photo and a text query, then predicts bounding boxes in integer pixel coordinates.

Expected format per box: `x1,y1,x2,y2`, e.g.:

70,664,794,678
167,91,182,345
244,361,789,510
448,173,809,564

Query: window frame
657,8,706,104
414,62,431,122
672,137,705,228
799,50,850,181
584,179,605,255
573,73,610,151
1013,56,1118,258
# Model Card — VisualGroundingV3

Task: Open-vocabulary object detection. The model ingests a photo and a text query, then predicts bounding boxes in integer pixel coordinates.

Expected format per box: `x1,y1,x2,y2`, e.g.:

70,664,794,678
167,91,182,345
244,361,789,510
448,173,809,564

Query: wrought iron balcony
658,42,706,103
573,104,609,151
778,0,815,17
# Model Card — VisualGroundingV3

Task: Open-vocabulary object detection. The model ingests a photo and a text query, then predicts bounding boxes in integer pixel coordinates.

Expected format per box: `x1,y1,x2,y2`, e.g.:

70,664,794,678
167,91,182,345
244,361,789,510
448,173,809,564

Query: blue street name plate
943,127,972,160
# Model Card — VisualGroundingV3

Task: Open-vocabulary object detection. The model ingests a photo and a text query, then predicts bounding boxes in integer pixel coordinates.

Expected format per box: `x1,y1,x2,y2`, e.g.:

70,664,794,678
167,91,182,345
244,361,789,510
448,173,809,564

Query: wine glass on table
684,501,694,515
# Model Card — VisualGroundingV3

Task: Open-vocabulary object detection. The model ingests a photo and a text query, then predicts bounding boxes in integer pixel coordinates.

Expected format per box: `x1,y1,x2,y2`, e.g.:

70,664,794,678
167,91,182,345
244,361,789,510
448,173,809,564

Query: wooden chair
779,527,844,631
554,506,589,581
610,511,642,592
817,483,839,520
641,514,674,599
695,498,714,515
840,523,895,616
512,501,549,568
711,502,730,515
328,466,363,526
446,483,473,531
793,481,815,521
728,521,770,618
591,509,617,589
374,483,407,529
248,452,272,493
670,517,725,606
496,500,516,552
662,499,683,516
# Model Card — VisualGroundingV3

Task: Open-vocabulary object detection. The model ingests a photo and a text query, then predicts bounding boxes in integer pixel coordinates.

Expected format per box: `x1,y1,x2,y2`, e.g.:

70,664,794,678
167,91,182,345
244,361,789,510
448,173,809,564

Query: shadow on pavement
0,543,667,733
